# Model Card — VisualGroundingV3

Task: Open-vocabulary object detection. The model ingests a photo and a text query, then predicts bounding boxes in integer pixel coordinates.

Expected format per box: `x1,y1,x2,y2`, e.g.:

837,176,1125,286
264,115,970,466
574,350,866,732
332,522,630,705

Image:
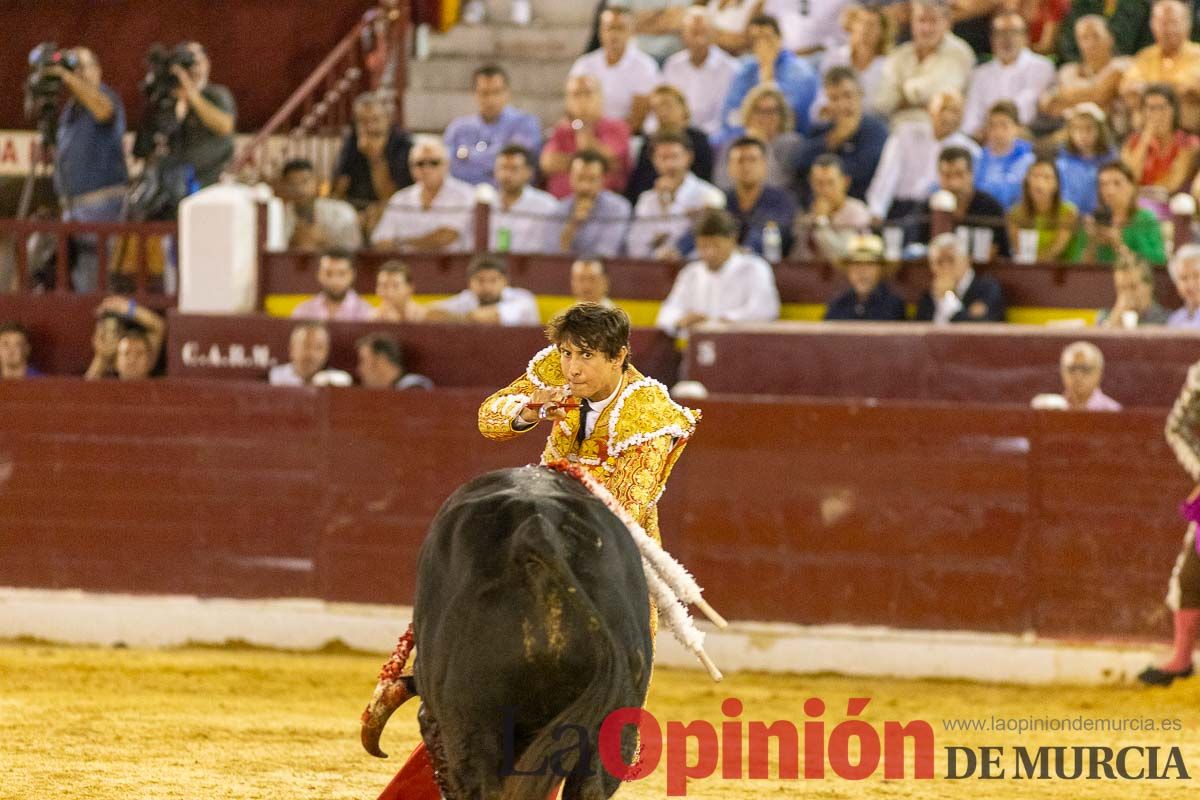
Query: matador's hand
519,386,571,424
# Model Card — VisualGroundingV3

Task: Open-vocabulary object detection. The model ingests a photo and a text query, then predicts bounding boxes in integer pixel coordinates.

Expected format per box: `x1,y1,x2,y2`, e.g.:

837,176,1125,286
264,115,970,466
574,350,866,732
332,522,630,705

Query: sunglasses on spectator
412,159,444,168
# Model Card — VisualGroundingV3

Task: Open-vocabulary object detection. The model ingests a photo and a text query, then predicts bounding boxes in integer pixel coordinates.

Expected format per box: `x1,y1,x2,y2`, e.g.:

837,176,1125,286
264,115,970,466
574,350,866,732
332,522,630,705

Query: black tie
575,399,592,447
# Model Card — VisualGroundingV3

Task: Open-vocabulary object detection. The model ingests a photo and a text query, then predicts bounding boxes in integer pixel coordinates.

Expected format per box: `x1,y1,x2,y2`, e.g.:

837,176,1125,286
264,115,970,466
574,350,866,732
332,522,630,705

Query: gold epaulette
608,377,700,457
525,345,567,389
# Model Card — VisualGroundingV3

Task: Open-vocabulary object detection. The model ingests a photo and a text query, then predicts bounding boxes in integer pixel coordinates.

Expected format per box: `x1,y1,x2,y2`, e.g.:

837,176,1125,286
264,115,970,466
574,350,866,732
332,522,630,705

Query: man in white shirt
278,158,362,251
371,136,474,253
764,0,852,55
490,144,558,254
290,248,375,321
661,8,740,136
874,0,975,125
627,131,720,259
865,88,980,222
960,12,1056,138
656,208,781,336
569,5,661,132
427,254,540,326
268,321,352,387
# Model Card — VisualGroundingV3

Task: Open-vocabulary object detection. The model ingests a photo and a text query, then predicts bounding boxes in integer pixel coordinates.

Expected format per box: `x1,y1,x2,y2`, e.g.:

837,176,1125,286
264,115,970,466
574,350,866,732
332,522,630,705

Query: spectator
0,322,35,379
917,146,1011,258
1058,0,1153,62
629,0,693,62
1038,15,1131,126
291,249,375,321
50,47,128,293
356,333,433,390
811,4,895,122
1077,161,1167,264
712,85,803,189
1007,0,1071,55
947,0,1007,56
541,75,632,199
1121,83,1199,192
791,154,873,261
268,322,352,387
490,145,558,254
656,208,781,336
823,233,908,321
278,159,362,252
974,101,1037,210
444,65,542,186
161,42,236,187
84,296,166,380
915,232,1006,322
427,254,540,326
370,137,474,252
1120,0,1200,132
369,261,428,323
1167,243,1200,327
721,136,799,257
763,0,854,55
546,150,632,258
627,132,720,259
332,91,413,235
792,67,888,206
960,12,1056,138
716,14,819,145
1043,341,1123,410
705,0,766,55
1007,158,1084,262
662,8,741,137
571,258,613,306
570,6,661,132
866,89,980,222
625,85,715,201
1055,102,1118,215
1096,253,1170,326
874,0,975,125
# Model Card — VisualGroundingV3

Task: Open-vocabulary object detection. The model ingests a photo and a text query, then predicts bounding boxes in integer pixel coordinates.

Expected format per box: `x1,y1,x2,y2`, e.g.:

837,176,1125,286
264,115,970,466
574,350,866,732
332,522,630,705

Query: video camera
24,42,79,145
133,43,196,158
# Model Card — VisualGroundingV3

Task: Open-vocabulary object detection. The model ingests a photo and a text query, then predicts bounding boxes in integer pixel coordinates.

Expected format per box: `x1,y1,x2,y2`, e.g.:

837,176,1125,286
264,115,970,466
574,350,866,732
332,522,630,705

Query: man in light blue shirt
444,65,542,186
716,14,818,146
545,150,631,258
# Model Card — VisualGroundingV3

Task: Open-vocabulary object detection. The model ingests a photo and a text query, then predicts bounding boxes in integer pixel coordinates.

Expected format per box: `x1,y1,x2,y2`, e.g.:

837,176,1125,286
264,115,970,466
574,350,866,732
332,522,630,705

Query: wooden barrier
0,378,1187,640
684,322,1200,408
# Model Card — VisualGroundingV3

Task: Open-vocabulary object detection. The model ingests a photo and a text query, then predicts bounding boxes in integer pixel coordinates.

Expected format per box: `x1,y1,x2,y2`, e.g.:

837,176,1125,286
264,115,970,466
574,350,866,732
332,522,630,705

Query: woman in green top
1077,160,1167,265
1007,158,1083,262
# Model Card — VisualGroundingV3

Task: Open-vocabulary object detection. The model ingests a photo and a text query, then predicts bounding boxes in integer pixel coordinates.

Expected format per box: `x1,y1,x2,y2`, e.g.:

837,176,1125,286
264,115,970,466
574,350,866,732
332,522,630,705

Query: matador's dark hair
545,303,631,369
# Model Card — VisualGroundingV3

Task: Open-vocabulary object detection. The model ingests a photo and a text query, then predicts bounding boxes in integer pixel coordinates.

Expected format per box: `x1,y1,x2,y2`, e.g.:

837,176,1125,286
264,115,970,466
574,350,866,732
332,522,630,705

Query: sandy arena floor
2,641,1198,799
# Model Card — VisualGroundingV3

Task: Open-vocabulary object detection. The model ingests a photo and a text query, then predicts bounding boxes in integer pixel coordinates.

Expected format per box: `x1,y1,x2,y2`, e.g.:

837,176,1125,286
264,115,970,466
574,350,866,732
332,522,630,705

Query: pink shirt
1085,389,1123,412
544,118,632,199
290,289,375,321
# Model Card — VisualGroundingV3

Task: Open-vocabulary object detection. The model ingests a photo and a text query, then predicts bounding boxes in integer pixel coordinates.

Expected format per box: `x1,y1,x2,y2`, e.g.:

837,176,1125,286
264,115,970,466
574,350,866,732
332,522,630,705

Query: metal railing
225,0,411,183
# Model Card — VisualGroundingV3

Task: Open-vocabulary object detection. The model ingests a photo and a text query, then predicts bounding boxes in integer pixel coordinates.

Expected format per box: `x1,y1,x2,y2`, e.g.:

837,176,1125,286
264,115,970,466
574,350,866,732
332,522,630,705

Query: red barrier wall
685,323,1200,408
0,379,1187,640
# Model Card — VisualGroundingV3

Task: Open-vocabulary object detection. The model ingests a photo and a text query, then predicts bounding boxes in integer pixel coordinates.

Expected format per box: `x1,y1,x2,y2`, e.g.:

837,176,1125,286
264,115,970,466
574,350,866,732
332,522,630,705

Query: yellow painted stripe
263,294,1100,328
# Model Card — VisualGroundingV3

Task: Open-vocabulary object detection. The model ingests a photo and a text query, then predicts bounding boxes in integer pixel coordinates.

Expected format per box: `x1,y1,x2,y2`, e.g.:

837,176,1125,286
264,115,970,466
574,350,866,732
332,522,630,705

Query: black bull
413,466,653,800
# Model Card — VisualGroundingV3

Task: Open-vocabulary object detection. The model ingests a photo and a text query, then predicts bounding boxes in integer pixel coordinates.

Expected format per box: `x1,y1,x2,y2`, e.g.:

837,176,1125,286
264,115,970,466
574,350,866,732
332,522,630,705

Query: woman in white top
811,4,894,123
705,0,764,55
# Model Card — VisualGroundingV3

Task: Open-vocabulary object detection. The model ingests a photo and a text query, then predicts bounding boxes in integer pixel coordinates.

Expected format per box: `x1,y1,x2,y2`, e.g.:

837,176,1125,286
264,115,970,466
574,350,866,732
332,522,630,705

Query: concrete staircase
405,0,594,133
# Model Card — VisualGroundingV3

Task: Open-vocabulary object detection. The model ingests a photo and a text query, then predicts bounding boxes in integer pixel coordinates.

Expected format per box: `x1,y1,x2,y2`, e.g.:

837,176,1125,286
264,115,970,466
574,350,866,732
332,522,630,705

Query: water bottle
762,221,782,263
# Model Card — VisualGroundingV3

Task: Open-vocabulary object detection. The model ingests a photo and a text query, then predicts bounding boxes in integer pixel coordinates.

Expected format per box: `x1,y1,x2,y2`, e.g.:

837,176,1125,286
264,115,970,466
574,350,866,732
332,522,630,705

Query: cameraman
162,42,236,187
50,47,128,293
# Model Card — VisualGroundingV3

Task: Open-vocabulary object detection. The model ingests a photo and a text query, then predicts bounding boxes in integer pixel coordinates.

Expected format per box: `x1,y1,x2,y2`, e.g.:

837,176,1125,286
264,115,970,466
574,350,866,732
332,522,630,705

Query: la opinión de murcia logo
499,698,1190,796
180,341,276,369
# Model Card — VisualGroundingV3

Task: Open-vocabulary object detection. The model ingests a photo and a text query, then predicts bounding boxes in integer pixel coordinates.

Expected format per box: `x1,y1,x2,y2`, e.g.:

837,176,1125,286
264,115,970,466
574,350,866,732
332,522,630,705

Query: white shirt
874,33,976,124
626,172,720,259
569,45,661,122
491,185,559,254
656,250,781,335
282,197,363,251
865,122,980,220
371,176,475,252
961,48,1056,137
765,0,852,53
268,364,353,387
706,0,757,36
661,45,740,136
433,286,540,326
932,267,975,325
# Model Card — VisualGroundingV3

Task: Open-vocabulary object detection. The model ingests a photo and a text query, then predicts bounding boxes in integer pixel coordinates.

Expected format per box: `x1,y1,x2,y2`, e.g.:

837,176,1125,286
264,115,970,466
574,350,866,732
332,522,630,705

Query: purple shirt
1168,306,1200,329
1085,389,1123,412
290,289,375,321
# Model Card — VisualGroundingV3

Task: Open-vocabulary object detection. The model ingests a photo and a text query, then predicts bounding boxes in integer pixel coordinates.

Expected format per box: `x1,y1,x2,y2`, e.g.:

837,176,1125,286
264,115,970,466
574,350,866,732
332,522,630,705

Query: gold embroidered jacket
478,345,699,543
1167,361,1200,481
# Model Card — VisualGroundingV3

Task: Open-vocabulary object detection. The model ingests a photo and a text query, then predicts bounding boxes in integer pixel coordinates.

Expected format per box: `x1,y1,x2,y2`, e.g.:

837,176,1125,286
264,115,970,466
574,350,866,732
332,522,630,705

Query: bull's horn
360,679,412,758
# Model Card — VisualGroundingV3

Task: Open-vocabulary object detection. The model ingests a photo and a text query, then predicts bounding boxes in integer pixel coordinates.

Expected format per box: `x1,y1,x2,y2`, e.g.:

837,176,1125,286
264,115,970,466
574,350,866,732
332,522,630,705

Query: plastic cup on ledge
1016,229,1039,264
971,228,993,264
882,226,904,262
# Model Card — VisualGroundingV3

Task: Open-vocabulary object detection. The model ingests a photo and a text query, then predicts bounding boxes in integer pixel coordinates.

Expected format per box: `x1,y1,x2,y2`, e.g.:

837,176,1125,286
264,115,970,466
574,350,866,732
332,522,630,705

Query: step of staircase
409,55,575,94
479,0,596,27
